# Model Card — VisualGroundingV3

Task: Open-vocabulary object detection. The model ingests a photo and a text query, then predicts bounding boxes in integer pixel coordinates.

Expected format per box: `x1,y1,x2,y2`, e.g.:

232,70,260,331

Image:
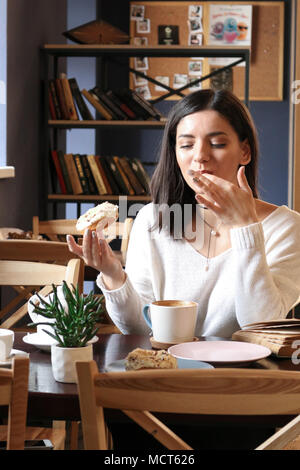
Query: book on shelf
99,155,120,194
112,156,135,195
104,156,128,195
48,89,56,120
106,89,136,120
57,150,73,194
49,149,152,197
116,88,150,121
86,154,107,195
118,156,146,195
69,78,94,120
55,78,69,120
130,158,151,194
81,88,113,120
130,89,165,121
80,154,98,194
50,150,67,194
63,153,83,194
232,318,300,358
60,75,79,120
73,154,90,194
94,155,114,195
49,80,62,120
91,86,129,121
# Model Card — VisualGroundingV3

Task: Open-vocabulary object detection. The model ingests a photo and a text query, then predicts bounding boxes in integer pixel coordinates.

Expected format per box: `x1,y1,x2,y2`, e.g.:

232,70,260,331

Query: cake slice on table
125,348,178,370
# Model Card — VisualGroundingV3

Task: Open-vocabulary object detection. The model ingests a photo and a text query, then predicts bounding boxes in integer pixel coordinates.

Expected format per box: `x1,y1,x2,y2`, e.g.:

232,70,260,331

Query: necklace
196,207,222,271
204,226,221,271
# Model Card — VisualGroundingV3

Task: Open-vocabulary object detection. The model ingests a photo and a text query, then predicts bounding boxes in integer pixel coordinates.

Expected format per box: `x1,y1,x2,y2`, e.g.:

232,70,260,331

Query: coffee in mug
0,329,14,361
143,300,198,343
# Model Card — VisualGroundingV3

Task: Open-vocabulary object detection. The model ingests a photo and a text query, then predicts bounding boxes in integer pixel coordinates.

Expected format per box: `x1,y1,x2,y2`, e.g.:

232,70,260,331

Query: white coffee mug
0,329,14,361
143,300,198,343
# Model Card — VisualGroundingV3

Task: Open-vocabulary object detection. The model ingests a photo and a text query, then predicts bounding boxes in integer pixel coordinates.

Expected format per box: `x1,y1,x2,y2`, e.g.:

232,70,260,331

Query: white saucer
0,349,29,367
23,333,98,352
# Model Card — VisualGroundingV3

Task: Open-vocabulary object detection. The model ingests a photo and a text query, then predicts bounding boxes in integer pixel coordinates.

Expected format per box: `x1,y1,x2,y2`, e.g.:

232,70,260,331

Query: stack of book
50,150,152,197
48,77,166,122
232,318,300,358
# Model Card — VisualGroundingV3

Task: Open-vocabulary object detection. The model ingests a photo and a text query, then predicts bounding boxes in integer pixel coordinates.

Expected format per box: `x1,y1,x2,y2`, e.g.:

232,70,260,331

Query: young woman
67,89,300,337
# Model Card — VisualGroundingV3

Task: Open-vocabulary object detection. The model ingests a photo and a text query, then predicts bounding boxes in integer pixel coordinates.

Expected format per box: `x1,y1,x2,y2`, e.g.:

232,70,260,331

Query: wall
0,0,67,228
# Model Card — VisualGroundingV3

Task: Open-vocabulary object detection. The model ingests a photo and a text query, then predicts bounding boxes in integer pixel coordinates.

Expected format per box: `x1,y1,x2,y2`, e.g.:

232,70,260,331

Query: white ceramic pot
51,343,93,383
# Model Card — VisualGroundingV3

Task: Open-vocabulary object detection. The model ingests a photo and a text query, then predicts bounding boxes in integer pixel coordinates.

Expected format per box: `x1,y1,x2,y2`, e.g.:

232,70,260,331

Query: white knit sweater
97,203,300,338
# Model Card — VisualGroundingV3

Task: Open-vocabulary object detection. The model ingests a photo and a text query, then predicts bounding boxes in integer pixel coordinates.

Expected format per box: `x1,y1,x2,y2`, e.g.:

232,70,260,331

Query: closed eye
179,143,193,149
211,143,226,148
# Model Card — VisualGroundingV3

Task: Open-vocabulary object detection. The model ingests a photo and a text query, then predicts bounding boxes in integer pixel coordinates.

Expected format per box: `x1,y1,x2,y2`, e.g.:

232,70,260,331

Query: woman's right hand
67,227,126,290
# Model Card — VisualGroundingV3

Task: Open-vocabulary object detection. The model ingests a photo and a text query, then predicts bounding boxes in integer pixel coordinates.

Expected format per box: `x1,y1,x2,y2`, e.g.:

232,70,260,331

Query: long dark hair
150,89,259,236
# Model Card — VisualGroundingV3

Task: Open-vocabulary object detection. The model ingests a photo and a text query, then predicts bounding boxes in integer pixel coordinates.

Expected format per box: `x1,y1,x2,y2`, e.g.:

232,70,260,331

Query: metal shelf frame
41,44,250,219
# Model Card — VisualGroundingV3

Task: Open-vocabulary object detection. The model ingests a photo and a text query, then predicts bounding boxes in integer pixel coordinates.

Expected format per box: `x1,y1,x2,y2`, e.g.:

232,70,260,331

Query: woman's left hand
193,166,258,228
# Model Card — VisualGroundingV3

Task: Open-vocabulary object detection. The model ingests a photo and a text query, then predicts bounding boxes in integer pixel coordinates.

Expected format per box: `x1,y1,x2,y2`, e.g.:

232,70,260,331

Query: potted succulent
29,281,105,383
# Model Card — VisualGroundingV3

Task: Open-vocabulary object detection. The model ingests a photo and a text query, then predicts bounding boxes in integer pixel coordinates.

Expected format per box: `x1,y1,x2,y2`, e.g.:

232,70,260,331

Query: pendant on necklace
211,230,217,236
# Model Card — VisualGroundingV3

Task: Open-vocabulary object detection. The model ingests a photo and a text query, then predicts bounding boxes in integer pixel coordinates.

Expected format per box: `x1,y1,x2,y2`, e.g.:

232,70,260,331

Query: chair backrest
0,356,29,449
0,239,76,265
0,257,81,329
32,216,134,266
32,216,82,241
76,361,300,450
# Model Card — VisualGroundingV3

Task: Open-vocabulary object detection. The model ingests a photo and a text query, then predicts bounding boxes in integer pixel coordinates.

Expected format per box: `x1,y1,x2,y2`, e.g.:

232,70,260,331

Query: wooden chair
0,255,81,329
76,362,300,450
0,356,65,450
32,216,134,266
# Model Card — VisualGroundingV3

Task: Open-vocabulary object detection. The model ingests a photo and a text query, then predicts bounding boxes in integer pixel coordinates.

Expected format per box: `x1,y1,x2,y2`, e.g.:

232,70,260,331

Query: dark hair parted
150,89,259,235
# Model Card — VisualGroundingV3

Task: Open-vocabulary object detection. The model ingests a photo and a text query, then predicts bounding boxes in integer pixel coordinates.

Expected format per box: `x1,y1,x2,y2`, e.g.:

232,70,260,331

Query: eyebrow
177,131,228,139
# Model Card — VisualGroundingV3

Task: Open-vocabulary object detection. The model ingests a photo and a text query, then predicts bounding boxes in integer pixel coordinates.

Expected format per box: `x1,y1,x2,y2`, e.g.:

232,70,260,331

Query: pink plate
168,341,271,365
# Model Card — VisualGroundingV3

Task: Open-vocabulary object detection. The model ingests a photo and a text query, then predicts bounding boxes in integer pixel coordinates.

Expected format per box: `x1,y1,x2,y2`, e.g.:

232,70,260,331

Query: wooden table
14,331,300,424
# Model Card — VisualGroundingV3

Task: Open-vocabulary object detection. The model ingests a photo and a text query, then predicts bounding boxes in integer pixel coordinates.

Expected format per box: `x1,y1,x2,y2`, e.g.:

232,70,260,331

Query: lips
188,169,213,176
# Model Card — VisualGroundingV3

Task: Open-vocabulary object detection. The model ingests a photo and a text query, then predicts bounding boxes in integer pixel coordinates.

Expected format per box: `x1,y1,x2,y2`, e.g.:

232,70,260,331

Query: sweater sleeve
230,209,300,327
96,205,155,335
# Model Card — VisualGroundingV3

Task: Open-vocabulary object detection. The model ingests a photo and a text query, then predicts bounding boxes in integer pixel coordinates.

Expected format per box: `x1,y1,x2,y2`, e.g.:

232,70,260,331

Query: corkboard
129,1,284,101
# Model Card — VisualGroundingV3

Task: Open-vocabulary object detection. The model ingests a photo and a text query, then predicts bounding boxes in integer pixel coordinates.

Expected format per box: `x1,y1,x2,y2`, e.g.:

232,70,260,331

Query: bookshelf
41,44,250,219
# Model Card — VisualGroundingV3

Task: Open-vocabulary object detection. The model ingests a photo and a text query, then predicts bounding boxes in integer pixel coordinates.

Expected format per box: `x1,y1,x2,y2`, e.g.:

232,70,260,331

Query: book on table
232,318,300,357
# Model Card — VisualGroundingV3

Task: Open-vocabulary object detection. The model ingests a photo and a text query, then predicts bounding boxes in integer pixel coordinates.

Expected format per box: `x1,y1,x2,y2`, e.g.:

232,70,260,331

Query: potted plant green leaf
29,281,105,383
